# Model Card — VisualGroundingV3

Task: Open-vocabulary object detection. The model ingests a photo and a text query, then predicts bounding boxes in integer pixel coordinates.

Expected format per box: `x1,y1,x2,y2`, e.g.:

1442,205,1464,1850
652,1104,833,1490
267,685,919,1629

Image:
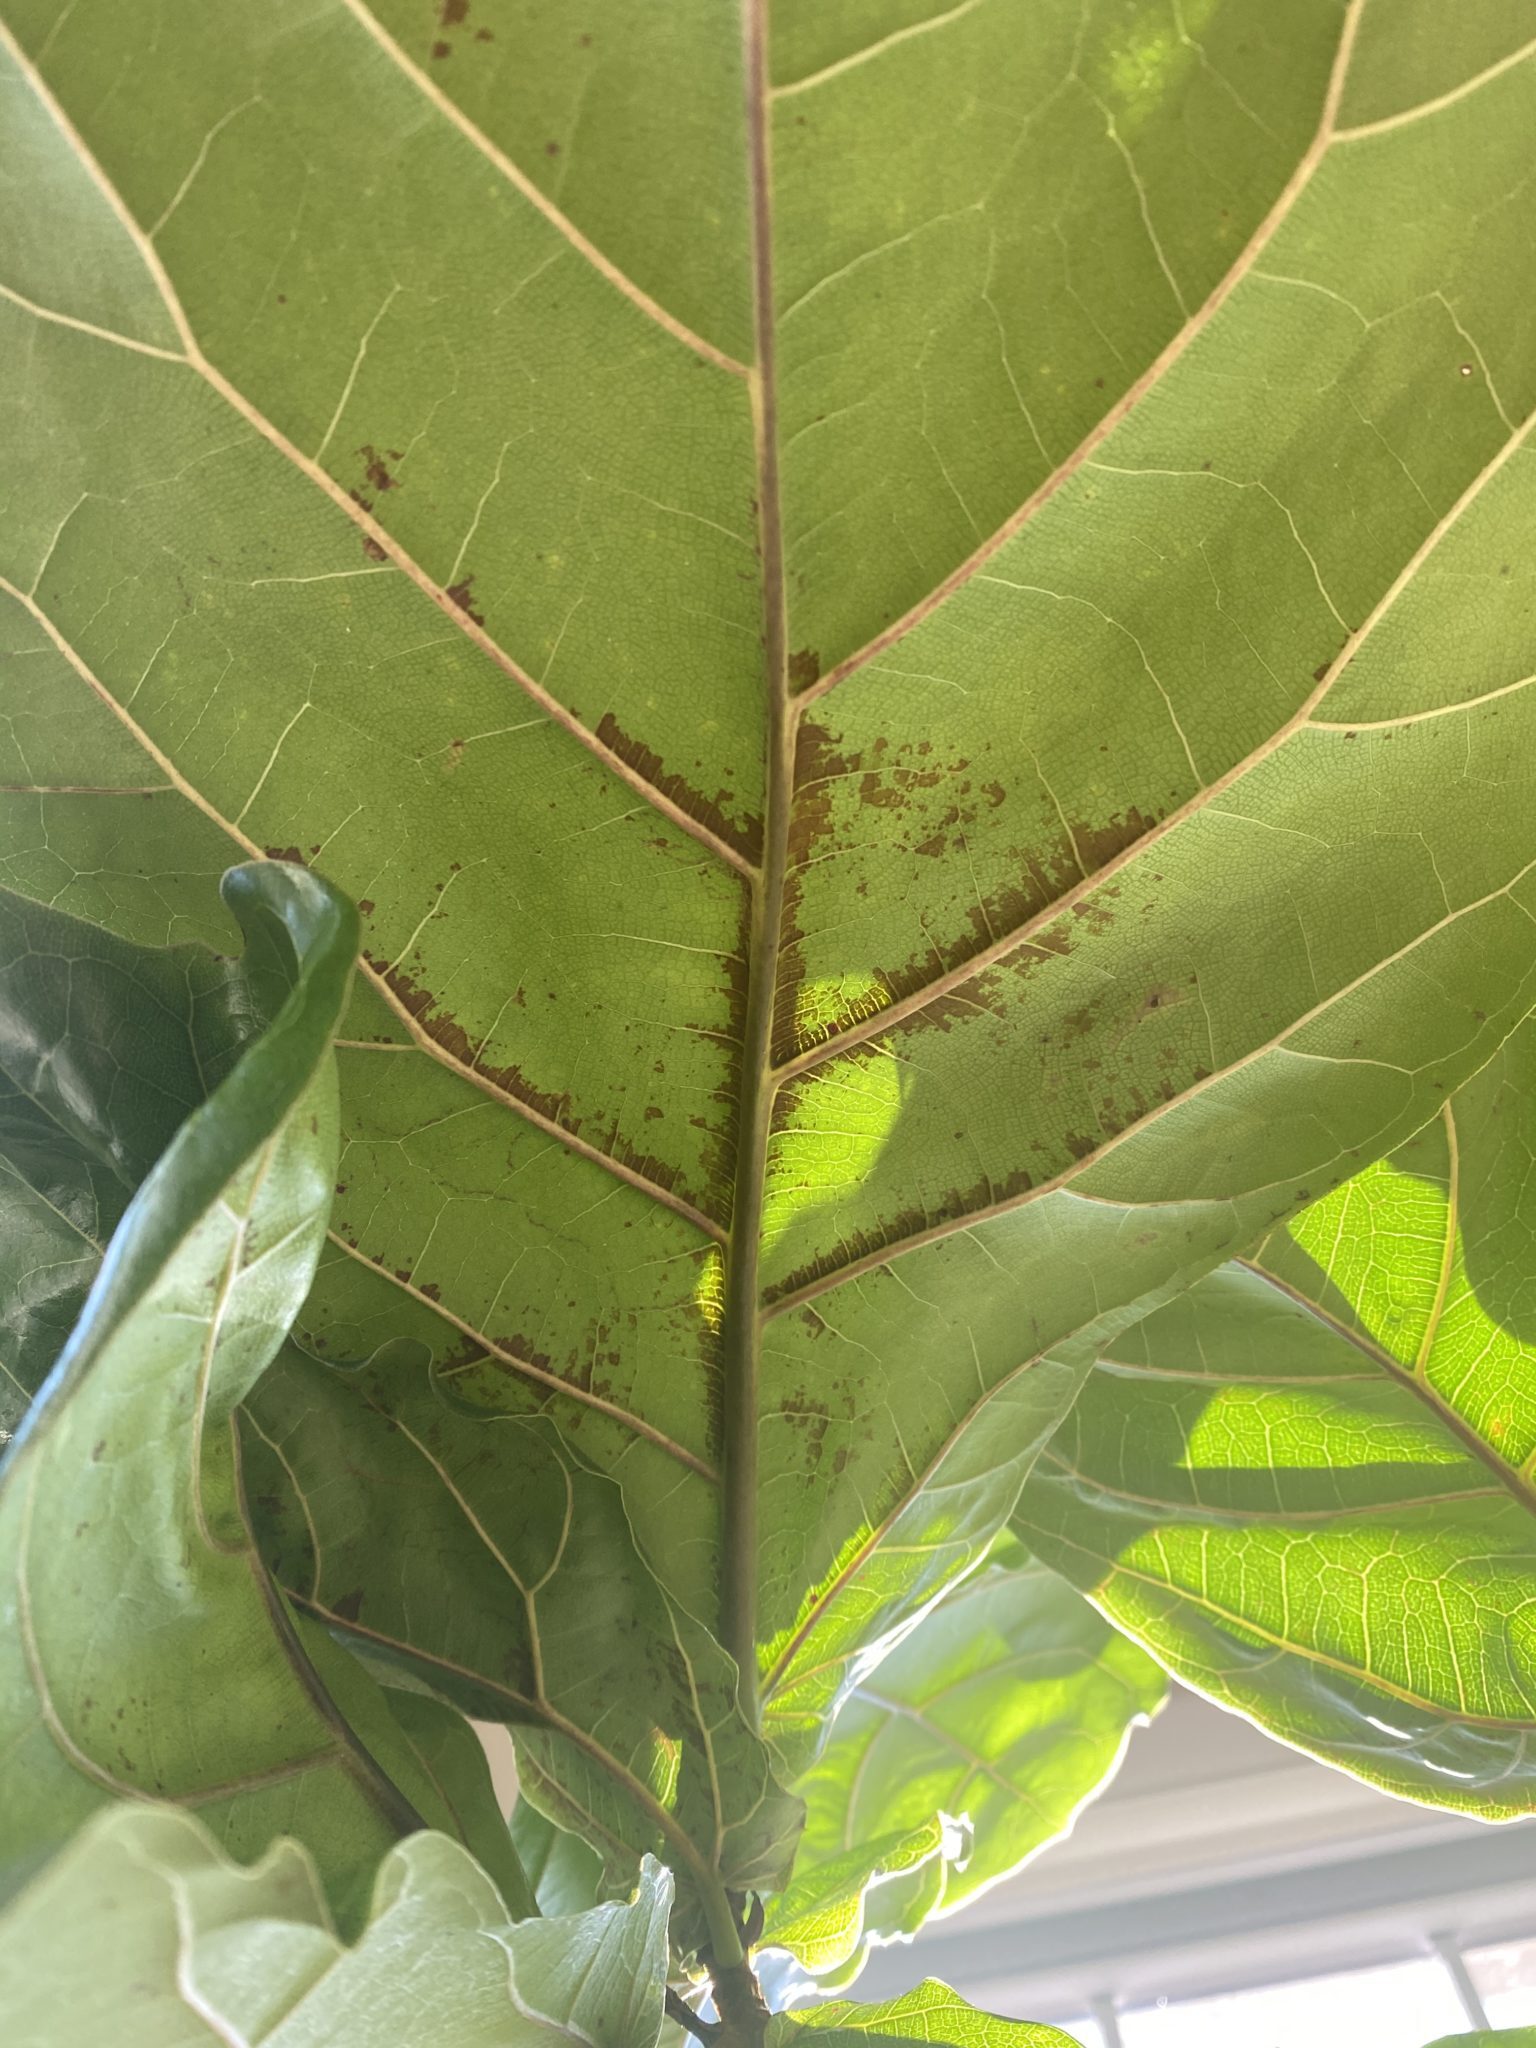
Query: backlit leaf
772,1978,1081,2048
783,1537,1165,1973
6,0,1536,1836
1017,1020,1536,1812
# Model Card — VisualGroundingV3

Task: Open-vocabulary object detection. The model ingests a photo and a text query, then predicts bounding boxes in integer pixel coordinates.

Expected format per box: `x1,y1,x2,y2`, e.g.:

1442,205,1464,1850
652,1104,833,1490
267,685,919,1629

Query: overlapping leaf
0,883,264,1430
7,0,1536,1818
241,1342,803,1921
1018,1020,1536,1812
0,866,524,1922
761,1814,952,1979
0,1802,673,2048
511,1800,605,1919
777,1536,1164,1979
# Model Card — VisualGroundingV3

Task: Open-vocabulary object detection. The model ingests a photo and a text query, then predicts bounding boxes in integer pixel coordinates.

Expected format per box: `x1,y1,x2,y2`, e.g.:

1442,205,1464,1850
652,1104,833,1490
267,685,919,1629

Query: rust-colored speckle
359,445,402,493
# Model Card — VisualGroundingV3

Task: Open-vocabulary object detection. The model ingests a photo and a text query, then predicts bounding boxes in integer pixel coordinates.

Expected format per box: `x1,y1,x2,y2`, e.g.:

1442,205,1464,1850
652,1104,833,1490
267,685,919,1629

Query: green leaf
772,1979,1081,2048
0,1802,672,2048
1018,1018,1536,1813
8,0,1536,1830
0,882,264,1431
780,1537,1165,1974
242,1340,802,1929
1424,2036,1536,2048
0,863,521,1923
761,1814,951,1976
511,1799,606,1919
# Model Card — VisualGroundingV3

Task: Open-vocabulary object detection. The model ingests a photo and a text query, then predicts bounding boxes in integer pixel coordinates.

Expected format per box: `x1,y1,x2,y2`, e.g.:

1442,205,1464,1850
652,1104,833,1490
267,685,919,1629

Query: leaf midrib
715,0,790,1709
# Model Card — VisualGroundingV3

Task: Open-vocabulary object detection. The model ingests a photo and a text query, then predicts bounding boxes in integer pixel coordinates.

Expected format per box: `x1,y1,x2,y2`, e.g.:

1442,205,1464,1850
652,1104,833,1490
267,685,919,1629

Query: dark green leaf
0,883,264,1429
511,1798,606,1919
0,864,519,1923
242,1341,802,1927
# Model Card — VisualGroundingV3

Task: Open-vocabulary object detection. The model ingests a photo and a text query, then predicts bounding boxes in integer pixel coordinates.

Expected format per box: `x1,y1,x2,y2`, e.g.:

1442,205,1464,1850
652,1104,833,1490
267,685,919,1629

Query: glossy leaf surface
7,0,1536,1851
0,884,263,1431
779,1536,1165,1976
0,1802,672,2048
1018,1022,1536,1812
0,865,522,1921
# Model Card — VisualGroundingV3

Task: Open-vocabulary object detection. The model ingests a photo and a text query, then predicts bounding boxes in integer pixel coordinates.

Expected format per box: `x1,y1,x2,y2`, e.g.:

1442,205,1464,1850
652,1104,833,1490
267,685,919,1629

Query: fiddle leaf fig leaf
770,1980,1081,2048
241,1340,805,1922
0,1802,673,2048
0,864,524,1924
782,1536,1165,1978
1423,2036,1536,2048
0,881,267,1432
510,1799,606,1920
9,0,1536,1866
1017,1018,1536,1813
760,1813,952,1976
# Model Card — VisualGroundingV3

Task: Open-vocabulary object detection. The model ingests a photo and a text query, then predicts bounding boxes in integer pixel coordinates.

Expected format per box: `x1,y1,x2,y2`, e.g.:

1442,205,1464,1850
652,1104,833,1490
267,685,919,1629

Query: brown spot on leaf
431,37,450,57
359,445,401,493
545,140,561,156
331,1589,366,1623
264,846,306,865
446,578,485,626
362,953,729,1223
440,0,468,20
788,647,821,689
362,533,388,562
594,710,762,864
